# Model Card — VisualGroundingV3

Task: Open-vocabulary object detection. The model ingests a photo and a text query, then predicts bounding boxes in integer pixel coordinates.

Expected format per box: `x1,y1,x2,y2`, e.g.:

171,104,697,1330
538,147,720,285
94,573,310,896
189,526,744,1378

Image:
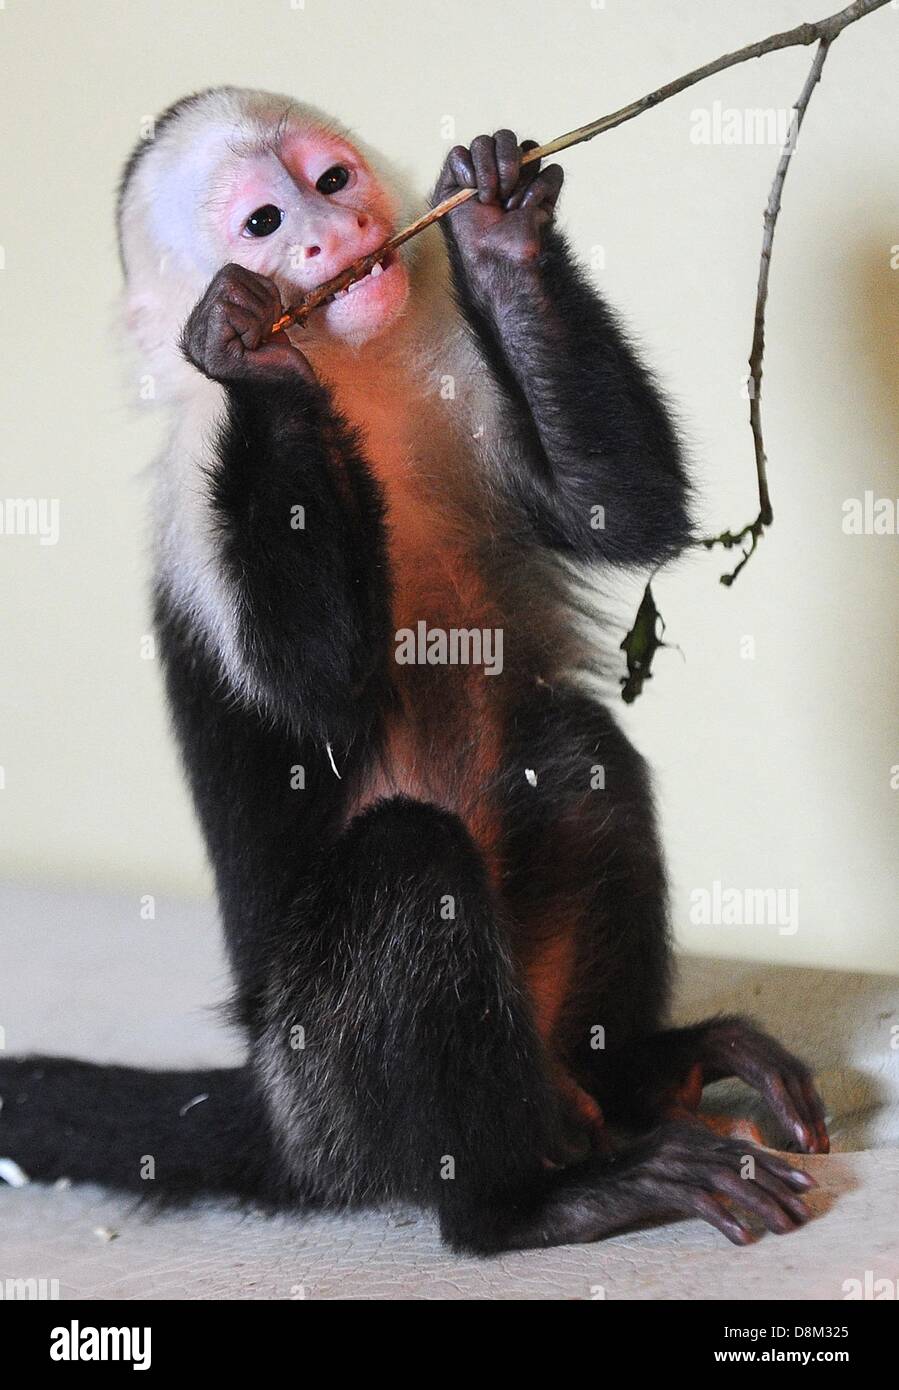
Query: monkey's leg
501,687,672,1091
249,796,815,1252
249,794,573,1248
500,688,828,1158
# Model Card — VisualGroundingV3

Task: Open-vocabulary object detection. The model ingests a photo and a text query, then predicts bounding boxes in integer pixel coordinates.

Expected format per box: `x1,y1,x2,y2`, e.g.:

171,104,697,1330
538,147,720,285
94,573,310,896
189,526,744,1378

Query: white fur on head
118,89,488,713
117,86,418,392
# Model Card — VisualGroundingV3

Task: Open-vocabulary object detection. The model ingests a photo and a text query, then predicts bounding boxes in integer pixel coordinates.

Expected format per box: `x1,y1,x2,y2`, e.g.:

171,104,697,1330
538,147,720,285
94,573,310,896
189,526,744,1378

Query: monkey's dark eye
316,165,350,195
244,205,283,238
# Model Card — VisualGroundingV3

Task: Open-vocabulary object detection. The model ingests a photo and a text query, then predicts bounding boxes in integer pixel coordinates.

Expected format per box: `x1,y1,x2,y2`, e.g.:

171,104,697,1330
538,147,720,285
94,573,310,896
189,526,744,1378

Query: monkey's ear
124,291,155,348
121,272,197,361
122,288,176,358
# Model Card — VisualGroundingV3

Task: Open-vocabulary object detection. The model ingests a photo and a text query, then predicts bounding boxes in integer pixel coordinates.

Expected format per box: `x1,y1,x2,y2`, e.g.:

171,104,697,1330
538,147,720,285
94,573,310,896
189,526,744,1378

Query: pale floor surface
1,885,897,1300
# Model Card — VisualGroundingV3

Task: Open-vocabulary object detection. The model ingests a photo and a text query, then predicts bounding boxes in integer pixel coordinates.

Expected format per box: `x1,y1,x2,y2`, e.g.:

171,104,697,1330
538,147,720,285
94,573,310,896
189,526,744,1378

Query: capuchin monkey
0,88,829,1253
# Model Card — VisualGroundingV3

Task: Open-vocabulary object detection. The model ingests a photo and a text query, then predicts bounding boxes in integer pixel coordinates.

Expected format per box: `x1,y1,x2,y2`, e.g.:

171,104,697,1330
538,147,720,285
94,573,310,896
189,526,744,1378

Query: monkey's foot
525,1120,818,1250
660,1030,829,1154
692,1019,830,1154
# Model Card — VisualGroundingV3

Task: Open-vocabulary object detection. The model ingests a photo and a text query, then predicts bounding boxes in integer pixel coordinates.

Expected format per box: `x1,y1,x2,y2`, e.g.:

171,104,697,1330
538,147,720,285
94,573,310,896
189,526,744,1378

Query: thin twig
271,0,890,331
705,38,833,585
615,3,890,693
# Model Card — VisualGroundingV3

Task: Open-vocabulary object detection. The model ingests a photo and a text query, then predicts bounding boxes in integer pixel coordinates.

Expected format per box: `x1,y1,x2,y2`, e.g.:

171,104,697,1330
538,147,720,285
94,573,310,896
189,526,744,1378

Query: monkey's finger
667,1143,809,1236
741,1161,814,1223
257,339,315,380
669,1189,756,1246
734,1162,814,1224
440,145,477,201
220,302,267,351
219,263,281,312
239,279,281,318
492,129,521,201
757,1069,823,1154
776,1070,823,1153
702,1134,818,1192
754,1151,817,1190
220,283,277,324
517,164,564,212
668,1121,817,1194
506,166,561,214
711,1145,822,1212
706,1168,807,1233
504,141,546,209
708,1032,822,1154
520,138,543,171
470,134,501,204
777,1071,829,1154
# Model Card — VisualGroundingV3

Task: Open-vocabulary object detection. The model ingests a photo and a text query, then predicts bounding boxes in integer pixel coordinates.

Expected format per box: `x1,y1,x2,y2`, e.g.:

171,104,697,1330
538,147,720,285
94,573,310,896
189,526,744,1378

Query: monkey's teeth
328,258,387,303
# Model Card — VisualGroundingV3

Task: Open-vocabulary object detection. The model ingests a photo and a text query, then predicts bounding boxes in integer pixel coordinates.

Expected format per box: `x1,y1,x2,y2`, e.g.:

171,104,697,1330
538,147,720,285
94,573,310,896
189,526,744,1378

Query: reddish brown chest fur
330,371,507,872
326,351,580,1057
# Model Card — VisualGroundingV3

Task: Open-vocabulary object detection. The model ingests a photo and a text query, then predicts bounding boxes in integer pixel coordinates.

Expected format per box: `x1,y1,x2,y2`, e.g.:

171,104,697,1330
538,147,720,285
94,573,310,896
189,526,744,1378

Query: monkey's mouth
323,248,399,305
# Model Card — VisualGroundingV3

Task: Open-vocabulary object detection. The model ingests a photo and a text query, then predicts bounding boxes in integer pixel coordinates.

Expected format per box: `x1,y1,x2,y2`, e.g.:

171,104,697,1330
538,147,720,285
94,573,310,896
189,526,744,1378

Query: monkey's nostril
357,214,368,229
306,244,322,258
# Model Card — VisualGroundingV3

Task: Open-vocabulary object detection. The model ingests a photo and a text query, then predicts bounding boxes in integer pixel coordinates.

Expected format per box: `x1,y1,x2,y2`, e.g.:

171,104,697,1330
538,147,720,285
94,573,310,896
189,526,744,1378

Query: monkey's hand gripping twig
271,0,888,334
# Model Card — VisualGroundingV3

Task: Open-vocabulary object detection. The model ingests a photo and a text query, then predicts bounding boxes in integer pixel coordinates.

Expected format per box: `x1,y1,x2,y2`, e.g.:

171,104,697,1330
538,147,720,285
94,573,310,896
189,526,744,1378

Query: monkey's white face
215,132,410,345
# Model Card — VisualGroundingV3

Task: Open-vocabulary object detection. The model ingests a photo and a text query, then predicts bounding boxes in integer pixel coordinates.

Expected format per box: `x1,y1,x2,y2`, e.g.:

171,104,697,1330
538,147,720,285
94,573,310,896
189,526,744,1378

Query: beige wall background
0,0,896,971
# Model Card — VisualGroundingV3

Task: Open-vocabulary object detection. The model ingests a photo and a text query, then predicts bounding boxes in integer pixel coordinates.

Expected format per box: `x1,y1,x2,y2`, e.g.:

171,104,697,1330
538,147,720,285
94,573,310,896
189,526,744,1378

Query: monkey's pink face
217,133,409,344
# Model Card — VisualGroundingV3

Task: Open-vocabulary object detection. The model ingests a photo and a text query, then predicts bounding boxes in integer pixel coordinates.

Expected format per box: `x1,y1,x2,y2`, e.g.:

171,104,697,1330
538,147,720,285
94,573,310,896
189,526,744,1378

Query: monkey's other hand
695,1018,830,1156
608,1120,817,1247
433,131,563,267
181,265,314,385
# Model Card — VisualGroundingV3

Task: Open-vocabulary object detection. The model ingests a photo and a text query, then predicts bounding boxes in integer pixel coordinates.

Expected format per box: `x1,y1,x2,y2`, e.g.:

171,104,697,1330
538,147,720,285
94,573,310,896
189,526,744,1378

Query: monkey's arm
437,135,692,566
180,264,392,746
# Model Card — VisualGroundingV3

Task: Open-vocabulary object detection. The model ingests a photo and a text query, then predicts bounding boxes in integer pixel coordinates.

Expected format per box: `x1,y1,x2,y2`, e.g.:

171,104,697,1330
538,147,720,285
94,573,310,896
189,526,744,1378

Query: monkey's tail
0,1056,282,1204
